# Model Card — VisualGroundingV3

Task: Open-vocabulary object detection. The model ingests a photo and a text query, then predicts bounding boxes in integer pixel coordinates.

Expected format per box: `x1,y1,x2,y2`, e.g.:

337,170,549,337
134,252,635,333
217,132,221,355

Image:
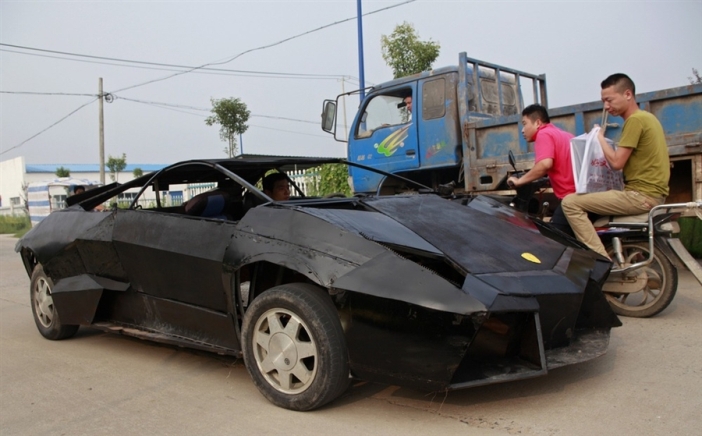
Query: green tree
133,167,143,178
381,22,440,79
106,153,127,182
55,166,70,178
690,68,702,85
306,164,351,197
205,97,251,157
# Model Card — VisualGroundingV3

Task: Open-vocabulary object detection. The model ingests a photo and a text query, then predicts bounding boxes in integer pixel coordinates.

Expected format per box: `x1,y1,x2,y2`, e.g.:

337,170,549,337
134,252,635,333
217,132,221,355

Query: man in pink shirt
507,104,575,235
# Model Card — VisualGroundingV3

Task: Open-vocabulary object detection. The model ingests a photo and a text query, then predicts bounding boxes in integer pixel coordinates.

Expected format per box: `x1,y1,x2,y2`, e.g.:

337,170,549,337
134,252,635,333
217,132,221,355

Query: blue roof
25,164,167,173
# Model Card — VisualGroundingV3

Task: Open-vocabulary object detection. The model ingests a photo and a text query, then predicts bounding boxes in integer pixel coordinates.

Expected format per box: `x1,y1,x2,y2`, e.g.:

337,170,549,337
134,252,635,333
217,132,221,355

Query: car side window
124,164,247,221
131,179,185,211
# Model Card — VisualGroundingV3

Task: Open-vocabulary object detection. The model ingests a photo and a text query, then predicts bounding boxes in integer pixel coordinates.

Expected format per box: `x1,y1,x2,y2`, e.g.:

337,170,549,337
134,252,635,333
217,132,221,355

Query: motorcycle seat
593,212,649,227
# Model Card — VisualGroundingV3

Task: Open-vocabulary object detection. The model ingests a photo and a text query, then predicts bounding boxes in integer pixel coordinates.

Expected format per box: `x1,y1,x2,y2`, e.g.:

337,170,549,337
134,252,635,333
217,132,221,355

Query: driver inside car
262,172,291,201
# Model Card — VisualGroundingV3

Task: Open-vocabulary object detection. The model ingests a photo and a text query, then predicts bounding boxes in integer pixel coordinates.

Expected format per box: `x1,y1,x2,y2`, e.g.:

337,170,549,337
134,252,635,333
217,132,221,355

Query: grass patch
678,217,702,259
13,226,32,238
0,214,31,237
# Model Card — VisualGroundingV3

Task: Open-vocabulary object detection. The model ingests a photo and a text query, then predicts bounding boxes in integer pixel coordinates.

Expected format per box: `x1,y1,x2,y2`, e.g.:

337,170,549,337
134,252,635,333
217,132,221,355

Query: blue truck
321,52,702,204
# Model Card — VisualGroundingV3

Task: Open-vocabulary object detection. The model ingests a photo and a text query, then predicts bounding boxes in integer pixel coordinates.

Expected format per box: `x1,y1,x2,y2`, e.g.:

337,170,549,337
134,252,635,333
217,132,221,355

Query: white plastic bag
570,126,624,194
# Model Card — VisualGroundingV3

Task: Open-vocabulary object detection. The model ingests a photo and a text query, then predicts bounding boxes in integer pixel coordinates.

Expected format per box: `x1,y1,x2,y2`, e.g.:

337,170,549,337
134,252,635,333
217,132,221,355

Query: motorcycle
506,151,702,318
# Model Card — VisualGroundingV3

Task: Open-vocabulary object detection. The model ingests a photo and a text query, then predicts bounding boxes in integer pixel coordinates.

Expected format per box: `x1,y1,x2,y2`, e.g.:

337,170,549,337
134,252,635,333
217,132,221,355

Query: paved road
1,234,700,436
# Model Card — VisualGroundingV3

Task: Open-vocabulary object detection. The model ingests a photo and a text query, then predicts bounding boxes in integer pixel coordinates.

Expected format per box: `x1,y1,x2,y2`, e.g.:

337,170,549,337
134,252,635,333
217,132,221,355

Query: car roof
70,156,433,210
69,157,349,209
152,156,345,186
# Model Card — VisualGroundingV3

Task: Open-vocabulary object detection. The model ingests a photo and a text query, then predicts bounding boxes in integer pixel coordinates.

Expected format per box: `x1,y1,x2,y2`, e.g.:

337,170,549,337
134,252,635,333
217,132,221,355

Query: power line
1,1,411,154
0,47,351,81
0,95,325,156
0,98,98,156
248,124,330,139
115,96,209,112
114,98,207,117
116,96,319,124
113,98,327,137
110,0,415,93
251,115,318,125
0,90,98,97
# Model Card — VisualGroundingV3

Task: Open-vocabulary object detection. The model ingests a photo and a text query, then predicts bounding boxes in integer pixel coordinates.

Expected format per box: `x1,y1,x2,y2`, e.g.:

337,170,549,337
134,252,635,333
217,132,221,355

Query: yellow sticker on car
521,252,541,264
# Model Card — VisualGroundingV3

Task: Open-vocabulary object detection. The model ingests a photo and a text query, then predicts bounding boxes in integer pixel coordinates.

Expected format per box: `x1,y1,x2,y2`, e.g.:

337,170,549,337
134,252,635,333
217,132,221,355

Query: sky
1,0,701,166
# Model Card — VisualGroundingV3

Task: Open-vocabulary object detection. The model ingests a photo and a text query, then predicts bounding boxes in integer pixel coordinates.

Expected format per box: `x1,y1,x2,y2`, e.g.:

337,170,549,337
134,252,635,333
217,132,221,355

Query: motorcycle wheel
604,241,677,318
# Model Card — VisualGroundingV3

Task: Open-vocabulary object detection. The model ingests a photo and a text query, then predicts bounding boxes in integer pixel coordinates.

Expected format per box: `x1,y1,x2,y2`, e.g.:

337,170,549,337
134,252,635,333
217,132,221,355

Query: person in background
561,73,670,258
402,95,413,122
507,104,575,235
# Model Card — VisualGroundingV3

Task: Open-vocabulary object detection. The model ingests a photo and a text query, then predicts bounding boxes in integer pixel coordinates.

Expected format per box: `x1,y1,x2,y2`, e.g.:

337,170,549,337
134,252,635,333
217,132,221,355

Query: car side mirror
321,100,336,133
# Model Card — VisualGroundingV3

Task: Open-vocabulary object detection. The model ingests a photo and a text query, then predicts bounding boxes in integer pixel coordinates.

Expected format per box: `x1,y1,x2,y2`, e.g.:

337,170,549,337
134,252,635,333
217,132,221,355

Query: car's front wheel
30,265,79,340
241,283,349,411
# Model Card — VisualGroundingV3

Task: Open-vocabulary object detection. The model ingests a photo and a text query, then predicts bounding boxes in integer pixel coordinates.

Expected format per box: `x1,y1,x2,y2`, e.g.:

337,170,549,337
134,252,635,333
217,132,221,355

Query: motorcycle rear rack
610,201,702,274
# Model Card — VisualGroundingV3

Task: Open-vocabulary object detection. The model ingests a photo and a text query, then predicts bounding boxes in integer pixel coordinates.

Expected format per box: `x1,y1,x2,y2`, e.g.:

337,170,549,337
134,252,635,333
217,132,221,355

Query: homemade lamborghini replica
16,157,620,411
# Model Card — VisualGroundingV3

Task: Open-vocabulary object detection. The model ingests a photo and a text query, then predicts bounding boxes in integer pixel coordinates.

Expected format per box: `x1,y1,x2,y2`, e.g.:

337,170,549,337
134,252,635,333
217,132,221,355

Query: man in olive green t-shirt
561,73,670,258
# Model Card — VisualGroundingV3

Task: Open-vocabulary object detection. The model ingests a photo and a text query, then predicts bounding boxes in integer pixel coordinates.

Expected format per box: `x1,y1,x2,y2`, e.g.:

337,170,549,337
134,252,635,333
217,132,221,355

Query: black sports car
16,157,620,411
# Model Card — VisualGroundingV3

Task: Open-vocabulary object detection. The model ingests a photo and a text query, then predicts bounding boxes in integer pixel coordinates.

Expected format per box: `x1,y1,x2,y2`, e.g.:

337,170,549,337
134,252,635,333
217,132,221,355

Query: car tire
30,265,79,340
241,283,349,411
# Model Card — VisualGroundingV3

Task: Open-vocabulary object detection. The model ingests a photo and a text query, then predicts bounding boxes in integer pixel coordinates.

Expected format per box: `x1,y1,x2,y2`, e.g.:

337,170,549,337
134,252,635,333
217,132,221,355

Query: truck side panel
463,84,702,200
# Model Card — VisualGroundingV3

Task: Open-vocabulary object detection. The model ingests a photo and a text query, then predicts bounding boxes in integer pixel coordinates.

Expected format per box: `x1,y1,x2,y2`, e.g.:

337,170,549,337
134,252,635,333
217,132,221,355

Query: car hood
304,194,565,275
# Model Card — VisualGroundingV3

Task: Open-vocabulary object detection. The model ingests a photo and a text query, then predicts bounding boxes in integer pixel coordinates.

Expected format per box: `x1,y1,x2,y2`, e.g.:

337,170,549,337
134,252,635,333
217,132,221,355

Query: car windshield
72,157,434,219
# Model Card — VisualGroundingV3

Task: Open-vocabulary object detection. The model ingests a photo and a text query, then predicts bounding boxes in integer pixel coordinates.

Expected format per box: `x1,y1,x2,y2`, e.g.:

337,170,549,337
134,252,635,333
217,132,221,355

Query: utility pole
98,78,105,185
356,0,366,102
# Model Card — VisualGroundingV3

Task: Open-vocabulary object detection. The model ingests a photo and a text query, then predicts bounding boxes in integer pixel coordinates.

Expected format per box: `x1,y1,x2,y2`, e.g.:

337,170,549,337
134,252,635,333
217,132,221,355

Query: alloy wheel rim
33,277,54,328
252,308,318,394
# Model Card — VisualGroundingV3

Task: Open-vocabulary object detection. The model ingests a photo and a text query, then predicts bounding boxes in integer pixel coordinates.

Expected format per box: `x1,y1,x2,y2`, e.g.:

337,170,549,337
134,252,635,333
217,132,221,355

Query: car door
110,208,241,349
108,166,241,349
349,85,419,192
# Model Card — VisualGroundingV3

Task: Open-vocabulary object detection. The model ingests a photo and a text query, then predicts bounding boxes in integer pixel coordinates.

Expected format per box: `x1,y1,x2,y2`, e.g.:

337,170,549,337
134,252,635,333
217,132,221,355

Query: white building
1,156,325,219
0,156,166,216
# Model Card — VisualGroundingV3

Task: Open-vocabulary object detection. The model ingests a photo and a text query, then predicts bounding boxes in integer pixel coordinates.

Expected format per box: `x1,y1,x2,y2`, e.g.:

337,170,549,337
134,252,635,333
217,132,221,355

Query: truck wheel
30,265,79,340
241,283,349,411
604,241,677,318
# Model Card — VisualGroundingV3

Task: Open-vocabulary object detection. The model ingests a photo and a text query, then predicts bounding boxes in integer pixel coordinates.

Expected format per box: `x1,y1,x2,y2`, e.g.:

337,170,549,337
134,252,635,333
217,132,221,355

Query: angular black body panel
16,156,620,400
367,195,565,273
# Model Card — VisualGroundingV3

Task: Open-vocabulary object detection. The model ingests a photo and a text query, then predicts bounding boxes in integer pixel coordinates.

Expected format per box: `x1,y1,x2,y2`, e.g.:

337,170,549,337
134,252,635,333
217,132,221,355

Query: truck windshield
357,94,408,137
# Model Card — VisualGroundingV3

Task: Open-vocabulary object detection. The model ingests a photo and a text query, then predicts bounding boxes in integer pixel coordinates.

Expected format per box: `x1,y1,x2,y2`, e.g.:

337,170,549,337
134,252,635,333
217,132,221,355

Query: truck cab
323,53,542,194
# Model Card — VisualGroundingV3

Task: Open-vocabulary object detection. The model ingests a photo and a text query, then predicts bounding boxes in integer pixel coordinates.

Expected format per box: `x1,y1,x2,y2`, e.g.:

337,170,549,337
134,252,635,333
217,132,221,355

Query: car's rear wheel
30,265,79,340
241,283,349,411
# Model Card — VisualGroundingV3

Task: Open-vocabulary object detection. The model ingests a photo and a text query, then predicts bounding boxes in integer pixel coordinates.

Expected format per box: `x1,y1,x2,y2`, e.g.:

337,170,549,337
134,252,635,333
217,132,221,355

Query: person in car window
402,95,413,123
262,173,291,201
